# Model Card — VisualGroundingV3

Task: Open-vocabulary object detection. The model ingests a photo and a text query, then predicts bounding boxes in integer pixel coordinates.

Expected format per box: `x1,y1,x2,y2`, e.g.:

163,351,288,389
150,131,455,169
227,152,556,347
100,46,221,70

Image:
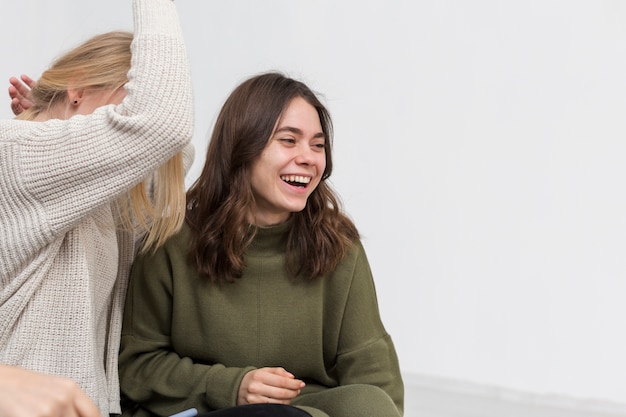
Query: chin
287,207,305,214
282,198,308,212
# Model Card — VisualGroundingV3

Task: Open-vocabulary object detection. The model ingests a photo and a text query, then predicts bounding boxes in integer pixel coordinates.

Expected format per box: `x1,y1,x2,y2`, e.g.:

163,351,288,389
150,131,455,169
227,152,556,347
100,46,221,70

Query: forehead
275,97,323,132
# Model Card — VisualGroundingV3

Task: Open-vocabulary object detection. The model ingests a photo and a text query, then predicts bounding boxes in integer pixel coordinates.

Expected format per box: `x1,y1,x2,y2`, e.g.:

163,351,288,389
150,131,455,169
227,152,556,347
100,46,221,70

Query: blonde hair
19,31,186,252
121,153,187,253
18,31,133,119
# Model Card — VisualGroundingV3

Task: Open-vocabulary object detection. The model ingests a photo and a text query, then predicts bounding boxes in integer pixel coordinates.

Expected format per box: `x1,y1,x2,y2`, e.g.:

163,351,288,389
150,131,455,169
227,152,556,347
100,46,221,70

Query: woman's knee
294,384,400,417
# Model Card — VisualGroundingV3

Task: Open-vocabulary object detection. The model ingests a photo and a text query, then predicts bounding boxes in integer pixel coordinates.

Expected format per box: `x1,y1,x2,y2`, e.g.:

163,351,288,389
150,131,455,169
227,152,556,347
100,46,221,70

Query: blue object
169,408,198,417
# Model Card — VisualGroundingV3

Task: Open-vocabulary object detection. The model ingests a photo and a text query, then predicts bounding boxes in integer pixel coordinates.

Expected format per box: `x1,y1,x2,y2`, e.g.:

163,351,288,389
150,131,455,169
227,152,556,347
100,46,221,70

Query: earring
73,100,79,105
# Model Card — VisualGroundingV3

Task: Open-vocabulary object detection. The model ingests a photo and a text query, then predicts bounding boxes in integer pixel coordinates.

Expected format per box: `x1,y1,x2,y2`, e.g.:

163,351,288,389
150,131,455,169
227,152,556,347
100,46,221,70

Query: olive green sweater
119,221,403,416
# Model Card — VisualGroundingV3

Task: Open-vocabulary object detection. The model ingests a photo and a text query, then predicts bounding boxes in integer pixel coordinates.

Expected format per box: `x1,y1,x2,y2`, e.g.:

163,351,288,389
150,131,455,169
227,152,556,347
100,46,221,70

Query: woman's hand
238,367,305,405
8,74,35,115
0,365,101,417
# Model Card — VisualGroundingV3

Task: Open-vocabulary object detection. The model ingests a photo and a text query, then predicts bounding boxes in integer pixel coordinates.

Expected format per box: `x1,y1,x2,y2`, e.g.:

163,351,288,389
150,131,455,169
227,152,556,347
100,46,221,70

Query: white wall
2,0,626,407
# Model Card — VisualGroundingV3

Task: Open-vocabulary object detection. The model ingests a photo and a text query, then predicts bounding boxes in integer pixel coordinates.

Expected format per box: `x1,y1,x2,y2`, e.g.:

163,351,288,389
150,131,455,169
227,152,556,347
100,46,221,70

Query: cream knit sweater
0,0,193,415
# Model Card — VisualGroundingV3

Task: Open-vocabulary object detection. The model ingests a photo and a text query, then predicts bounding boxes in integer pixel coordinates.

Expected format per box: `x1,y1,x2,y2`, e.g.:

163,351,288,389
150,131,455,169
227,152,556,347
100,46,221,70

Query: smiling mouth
280,175,311,188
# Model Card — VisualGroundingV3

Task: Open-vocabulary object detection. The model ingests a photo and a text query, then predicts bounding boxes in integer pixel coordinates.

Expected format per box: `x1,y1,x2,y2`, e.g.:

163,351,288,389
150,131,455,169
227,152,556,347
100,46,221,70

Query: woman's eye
280,138,296,144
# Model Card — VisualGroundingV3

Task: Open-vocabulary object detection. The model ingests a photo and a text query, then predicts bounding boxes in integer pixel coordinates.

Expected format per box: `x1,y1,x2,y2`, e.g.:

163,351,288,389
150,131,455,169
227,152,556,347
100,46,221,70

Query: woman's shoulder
345,238,368,259
138,221,192,264
330,238,370,276
162,221,192,251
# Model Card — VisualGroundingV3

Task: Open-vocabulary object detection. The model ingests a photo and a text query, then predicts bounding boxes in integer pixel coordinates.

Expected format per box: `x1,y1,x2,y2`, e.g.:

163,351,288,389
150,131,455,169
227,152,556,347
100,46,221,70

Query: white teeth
281,175,311,184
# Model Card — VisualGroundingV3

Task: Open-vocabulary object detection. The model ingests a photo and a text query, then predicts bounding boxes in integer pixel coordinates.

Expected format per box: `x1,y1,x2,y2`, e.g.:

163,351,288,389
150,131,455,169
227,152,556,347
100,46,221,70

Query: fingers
49,378,101,417
10,99,25,116
9,82,22,114
8,74,34,115
69,382,102,417
20,74,36,88
10,74,34,95
30,378,100,417
269,367,295,376
0,365,101,417
238,367,306,406
7,74,35,88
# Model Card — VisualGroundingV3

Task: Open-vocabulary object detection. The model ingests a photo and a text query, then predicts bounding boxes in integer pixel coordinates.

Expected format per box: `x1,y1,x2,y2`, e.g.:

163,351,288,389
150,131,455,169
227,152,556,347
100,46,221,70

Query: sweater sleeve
334,242,405,415
0,0,193,276
119,233,254,416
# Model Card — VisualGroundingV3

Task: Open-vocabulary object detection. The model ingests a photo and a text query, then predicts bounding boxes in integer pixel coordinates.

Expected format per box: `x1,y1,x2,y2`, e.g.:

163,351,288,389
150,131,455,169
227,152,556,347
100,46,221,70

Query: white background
2,0,626,406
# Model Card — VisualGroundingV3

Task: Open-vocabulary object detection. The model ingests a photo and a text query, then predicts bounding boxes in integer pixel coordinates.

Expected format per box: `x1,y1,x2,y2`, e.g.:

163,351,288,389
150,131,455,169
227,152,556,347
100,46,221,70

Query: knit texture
0,0,193,415
119,222,404,417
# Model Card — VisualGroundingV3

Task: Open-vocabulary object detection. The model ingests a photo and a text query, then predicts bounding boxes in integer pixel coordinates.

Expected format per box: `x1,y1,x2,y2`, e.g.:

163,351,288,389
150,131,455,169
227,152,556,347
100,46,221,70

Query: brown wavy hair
186,72,359,283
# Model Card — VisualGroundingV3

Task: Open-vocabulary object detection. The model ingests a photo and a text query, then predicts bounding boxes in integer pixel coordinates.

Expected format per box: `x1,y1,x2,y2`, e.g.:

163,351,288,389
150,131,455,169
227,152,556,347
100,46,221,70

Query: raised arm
0,0,194,274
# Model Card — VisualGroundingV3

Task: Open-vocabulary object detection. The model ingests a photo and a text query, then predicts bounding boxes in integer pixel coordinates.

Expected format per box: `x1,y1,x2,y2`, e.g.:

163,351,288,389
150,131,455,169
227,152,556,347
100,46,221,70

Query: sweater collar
247,219,292,256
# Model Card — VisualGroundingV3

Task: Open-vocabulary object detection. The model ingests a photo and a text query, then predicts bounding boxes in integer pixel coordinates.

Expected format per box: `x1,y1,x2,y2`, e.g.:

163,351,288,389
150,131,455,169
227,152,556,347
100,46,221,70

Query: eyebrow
275,126,325,139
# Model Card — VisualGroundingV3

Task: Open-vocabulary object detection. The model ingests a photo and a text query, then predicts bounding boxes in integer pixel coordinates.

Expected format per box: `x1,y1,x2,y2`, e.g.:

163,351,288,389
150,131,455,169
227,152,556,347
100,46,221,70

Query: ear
67,87,85,105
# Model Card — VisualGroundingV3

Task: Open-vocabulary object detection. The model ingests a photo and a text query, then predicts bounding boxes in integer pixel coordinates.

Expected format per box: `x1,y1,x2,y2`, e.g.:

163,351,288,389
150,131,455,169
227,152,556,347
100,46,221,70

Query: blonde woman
0,0,193,416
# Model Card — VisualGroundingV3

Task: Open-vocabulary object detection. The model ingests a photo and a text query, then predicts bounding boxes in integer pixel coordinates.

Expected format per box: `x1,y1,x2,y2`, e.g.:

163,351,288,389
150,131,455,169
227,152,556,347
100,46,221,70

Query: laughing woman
119,72,404,417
